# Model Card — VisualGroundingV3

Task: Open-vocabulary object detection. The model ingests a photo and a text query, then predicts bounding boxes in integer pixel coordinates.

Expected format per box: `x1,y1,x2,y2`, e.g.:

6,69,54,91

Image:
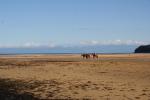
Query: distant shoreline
0,52,149,55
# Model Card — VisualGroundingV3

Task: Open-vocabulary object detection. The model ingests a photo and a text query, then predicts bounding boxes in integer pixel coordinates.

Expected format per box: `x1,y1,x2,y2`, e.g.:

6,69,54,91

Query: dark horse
91,53,98,59
81,54,90,59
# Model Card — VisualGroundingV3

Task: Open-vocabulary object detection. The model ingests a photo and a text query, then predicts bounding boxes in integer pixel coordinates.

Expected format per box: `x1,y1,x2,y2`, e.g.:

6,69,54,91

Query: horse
81,54,86,59
81,53,91,59
85,54,91,59
91,53,98,59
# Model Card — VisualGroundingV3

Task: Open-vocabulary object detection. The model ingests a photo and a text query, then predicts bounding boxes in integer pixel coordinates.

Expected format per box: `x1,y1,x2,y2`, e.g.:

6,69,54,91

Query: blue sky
0,0,150,48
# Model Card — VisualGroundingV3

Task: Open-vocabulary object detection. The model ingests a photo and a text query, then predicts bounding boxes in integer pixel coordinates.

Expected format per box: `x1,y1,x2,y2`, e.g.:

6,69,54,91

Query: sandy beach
0,54,150,100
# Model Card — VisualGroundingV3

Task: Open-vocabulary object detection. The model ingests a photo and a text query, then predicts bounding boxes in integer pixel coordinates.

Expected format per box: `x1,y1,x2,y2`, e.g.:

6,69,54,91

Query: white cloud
80,40,99,45
0,40,148,49
0,42,56,48
80,40,149,46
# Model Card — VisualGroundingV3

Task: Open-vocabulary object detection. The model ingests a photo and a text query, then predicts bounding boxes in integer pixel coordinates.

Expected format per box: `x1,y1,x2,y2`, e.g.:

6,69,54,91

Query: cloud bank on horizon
80,40,148,46
0,40,148,49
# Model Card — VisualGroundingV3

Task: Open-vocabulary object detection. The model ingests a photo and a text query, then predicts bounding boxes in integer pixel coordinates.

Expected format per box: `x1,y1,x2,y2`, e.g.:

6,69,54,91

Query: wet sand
0,54,150,100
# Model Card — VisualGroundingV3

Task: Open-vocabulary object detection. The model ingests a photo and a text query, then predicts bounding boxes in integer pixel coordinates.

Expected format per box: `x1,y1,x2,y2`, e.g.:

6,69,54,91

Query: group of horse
81,53,98,59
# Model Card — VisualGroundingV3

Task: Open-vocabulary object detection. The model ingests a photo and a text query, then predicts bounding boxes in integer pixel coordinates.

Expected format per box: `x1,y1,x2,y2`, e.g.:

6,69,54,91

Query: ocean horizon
0,45,139,54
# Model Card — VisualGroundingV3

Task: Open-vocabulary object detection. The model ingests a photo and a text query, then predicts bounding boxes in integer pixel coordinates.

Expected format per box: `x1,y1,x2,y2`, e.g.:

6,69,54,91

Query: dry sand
0,54,150,100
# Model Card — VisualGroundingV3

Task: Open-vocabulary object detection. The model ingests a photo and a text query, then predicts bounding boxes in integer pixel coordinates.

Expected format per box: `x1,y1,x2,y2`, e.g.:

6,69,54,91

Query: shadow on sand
0,78,40,100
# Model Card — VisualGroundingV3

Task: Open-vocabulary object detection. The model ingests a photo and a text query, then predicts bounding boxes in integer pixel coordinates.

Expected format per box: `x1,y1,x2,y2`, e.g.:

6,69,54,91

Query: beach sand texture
0,54,150,100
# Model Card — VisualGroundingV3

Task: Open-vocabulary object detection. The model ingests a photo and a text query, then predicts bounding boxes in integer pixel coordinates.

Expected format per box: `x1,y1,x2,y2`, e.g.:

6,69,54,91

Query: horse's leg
83,56,85,59
85,56,87,59
87,55,90,59
93,56,95,59
96,56,98,59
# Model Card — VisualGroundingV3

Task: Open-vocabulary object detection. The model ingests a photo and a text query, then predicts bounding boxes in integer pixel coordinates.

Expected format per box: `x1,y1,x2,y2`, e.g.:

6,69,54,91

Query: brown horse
91,53,98,59
81,54,91,59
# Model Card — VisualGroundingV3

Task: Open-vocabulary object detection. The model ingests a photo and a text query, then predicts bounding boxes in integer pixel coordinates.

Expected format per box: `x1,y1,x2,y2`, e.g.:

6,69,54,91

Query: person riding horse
91,53,98,59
